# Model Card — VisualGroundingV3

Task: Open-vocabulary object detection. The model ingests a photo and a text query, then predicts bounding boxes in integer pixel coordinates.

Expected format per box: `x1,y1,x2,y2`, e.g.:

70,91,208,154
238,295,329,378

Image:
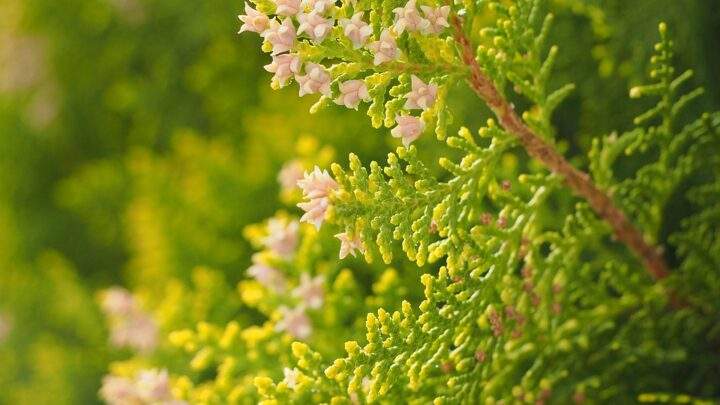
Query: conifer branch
449,14,670,281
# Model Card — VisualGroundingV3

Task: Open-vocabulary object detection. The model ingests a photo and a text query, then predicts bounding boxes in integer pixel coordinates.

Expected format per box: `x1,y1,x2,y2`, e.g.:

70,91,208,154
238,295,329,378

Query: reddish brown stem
450,15,670,281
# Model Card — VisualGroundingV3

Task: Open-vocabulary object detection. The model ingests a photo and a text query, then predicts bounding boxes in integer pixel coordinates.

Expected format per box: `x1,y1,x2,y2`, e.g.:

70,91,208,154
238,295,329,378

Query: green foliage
0,0,718,403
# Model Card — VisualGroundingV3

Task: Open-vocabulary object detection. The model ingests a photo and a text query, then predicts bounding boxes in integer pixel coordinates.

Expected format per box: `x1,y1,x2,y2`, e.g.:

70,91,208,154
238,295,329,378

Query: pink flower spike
404,75,437,110
420,5,450,34
264,18,296,55
391,115,425,146
297,11,334,43
335,80,370,109
238,3,270,34
276,306,312,339
292,273,325,308
368,29,400,66
275,0,301,16
295,63,332,96
264,53,302,87
335,232,366,259
392,0,430,34
339,13,373,49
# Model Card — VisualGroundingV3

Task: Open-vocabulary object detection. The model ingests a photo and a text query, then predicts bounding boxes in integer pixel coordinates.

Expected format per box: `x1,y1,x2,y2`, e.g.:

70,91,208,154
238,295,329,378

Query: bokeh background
0,0,717,403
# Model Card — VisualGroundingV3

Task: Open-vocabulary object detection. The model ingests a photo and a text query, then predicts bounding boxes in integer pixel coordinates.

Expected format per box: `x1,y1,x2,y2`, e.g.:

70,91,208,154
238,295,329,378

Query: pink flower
295,63,332,96
420,5,450,34
263,218,299,258
264,53,302,86
264,18,296,55
335,232,366,259
283,367,301,389
297,197,330,229
297,166,337,229
277,160,305,191
302,0,334,14
391,115,425,146
248,259,287,293
335,80,370,109
339,13,373,49
275,0,301,16
101,370,187,405
100,376,140,405
297,166,337,199
238,3,270,34
135,369,173,402
101,287,136,317
110,314,159,353
102,287,159,354
392,0,429,34
368,29,400,66
277,306,312,339
404,75,437,110
297,11,334,43
292,273,325,308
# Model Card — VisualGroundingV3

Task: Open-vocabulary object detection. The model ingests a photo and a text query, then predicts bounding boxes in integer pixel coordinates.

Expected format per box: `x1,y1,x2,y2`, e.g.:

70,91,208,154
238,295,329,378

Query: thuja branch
450,14,670,281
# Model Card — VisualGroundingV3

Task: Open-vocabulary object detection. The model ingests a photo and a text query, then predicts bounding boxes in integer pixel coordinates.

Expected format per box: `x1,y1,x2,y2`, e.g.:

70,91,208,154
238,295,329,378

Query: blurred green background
0,0,717,403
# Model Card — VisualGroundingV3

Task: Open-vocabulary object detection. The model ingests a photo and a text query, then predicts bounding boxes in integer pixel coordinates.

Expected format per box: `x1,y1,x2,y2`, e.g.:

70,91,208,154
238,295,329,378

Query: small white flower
100,375,140,405
292,273,325,308
283,367,301,389
302,0,334,14
392,0,429,34
275,0,302,16
238,3,270,34
101,287,136,317
391,115,425,146
264,18,297,55
335,80,370,109
264,53,302,86
339,12,373,49
335,232,366,259
248,260,288,293
368,29,400,66
263,218,299,258
276,306,312,339
295,63,332,96
420,5,450,34
278,160,305,191
135,369,172,402
297,11,334,43
404,75,437,110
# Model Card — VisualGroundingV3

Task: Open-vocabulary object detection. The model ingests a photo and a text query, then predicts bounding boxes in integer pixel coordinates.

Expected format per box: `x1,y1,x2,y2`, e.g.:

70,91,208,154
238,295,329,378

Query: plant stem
450,15,670,281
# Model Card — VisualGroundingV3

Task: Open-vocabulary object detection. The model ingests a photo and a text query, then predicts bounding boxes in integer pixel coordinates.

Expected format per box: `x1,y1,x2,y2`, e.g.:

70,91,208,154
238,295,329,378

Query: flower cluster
238,0,450,147
101,287,159,353
297,166,337,229
246,212,326,340
100,369,186,405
